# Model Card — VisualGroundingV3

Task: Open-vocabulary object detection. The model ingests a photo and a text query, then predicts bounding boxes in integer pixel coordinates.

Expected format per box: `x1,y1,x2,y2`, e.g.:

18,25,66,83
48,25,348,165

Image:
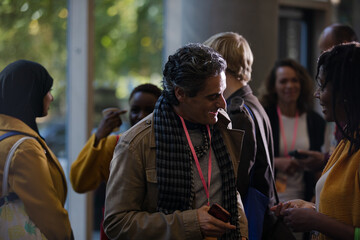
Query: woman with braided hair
271,42,360,240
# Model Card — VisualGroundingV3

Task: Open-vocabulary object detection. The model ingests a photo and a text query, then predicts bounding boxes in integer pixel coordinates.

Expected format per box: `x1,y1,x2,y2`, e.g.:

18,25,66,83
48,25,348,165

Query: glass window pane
92,0,163,237
94,0,163,131
0,1,68,169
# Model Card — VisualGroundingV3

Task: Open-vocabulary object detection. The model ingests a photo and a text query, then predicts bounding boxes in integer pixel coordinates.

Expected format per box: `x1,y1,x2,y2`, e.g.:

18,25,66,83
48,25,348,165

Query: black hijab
0,60,53,134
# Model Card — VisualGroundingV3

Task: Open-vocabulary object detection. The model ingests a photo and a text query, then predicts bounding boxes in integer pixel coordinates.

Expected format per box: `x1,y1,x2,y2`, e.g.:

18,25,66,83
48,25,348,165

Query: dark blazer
228,85,279,239
265,104,326,201
227,85,277,207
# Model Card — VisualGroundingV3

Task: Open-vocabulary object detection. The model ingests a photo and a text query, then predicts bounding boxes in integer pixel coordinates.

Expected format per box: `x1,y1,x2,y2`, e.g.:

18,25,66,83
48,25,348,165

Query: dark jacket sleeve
265,105,280,157
227,96,256,198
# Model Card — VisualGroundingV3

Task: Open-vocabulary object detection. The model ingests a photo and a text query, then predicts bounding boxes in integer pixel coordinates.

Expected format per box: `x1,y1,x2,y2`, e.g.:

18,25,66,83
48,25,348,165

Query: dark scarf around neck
154,95,240,239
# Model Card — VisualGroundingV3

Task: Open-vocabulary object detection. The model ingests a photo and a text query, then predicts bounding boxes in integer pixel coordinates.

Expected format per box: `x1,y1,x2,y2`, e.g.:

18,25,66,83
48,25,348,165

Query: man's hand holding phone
196,204,235,238
208,203,231,222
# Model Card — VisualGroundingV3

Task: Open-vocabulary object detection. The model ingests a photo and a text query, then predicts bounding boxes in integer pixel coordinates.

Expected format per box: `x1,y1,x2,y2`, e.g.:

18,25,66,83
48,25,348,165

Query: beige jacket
0,114,72,240
104,110,248,239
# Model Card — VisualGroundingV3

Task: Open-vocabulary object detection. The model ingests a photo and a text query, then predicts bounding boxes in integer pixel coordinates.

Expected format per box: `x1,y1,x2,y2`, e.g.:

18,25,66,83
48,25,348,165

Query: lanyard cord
179,116,212,206
277,105,299,157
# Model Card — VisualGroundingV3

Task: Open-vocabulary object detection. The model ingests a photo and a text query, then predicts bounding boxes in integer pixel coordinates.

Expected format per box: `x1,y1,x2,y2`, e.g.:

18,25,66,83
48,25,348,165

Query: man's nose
216,95,226,109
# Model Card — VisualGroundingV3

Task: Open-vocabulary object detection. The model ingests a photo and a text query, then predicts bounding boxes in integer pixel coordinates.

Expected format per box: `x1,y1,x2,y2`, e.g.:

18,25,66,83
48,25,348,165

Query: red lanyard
179,116,212,206
277,106,298,157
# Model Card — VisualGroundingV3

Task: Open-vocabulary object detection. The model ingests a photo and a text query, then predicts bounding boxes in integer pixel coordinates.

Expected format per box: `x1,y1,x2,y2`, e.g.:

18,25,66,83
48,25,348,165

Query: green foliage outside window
0,0,68,117
0,0,163,158
94,0,163,100
0,0,163,113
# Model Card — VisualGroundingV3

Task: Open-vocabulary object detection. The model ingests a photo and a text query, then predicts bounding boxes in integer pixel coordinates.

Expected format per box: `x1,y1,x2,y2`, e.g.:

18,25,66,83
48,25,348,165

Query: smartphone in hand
208,203,231,222
288,150,308,159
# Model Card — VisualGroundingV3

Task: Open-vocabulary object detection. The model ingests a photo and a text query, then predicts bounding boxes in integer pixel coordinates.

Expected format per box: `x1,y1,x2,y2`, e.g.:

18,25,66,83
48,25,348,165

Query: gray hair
162,43,227,105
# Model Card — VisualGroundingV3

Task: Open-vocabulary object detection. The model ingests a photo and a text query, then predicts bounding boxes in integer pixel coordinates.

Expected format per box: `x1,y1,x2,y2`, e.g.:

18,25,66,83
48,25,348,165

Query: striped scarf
154,95,240,239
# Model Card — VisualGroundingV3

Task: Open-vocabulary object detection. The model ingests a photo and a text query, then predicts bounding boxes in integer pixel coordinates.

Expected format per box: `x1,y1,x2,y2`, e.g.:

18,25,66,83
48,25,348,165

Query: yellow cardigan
319,139,360,240
0,114,72,240
70,134,118,193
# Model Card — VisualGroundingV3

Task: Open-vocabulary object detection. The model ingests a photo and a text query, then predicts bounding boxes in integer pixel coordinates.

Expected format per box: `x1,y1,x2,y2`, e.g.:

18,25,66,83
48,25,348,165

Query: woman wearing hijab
0,60,73,239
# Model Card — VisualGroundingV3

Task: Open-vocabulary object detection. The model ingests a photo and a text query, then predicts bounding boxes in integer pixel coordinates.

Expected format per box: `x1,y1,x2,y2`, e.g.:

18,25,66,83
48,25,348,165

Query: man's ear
174,86,186,103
